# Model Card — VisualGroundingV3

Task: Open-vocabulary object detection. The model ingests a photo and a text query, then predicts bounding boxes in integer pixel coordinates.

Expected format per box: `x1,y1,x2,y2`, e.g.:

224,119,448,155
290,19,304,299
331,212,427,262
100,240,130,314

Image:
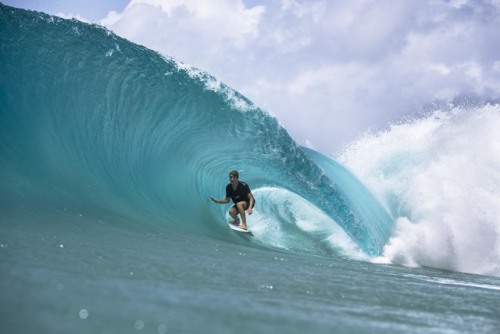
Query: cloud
102,0,265,53
99,0,500,154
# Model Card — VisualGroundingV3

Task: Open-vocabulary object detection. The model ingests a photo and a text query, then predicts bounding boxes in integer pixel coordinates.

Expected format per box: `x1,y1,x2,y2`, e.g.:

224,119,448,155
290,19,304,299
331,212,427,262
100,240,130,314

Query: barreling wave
0,4,393,256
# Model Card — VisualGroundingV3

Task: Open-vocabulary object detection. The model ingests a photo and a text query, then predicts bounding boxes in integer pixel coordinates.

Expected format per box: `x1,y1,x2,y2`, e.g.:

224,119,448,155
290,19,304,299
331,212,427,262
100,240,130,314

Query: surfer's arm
246,192,254,214
210,196,230,204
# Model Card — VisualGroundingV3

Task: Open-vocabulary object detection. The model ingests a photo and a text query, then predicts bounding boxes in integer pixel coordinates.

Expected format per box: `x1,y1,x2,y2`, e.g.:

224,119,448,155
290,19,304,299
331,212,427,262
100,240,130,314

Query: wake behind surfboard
227,220,254,236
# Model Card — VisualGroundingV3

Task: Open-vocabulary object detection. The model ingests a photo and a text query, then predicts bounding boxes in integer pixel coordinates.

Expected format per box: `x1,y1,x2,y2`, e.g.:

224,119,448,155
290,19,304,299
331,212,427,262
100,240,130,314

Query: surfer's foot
239,224,247,230
229,217,240,226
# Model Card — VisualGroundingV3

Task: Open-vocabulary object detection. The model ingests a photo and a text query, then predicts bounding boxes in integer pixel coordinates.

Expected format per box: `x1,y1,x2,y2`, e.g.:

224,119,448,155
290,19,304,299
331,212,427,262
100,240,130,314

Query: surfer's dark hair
229,170,239,178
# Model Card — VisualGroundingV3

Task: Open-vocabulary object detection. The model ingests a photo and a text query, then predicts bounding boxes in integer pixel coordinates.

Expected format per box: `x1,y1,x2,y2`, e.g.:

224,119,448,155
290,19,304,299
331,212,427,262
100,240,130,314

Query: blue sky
4,0,500,155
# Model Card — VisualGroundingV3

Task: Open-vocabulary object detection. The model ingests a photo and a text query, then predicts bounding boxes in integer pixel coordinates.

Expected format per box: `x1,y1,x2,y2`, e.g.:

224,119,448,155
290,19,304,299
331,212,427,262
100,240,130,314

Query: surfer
210,170,255,230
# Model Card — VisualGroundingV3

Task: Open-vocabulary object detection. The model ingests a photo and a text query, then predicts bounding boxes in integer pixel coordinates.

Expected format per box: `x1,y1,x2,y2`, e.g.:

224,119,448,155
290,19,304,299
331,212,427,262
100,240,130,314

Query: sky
4,0,500,155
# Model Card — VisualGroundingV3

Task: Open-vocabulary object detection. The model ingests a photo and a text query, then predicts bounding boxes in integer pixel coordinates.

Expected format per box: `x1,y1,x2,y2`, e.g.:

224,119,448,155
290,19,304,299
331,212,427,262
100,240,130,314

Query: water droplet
157,324,168,333
79,309,89,319
259,284,274,290
134,320,144,330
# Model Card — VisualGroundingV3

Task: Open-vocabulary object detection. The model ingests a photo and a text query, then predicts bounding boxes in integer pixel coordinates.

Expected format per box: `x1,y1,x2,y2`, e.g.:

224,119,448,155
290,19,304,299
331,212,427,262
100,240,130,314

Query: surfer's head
229,170,239,181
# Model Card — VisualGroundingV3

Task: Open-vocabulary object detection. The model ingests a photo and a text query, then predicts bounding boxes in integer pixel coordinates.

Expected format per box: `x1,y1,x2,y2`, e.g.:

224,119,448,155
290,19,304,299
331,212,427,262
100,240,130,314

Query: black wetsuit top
225,181,254,207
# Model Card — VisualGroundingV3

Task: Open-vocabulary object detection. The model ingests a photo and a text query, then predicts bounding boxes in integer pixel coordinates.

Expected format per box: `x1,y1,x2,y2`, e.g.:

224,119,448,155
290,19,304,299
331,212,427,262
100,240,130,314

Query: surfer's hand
247,208,253,215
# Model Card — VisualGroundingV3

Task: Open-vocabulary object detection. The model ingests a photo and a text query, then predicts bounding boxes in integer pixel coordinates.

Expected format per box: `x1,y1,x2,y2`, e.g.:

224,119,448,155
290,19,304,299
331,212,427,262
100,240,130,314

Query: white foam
339,104,500,277
171,58,255,112
249,187,364,258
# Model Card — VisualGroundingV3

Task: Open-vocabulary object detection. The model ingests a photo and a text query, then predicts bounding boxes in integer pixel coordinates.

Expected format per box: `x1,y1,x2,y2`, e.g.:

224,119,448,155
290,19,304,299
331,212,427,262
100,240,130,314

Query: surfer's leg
236,201,248,230
228,206,239,225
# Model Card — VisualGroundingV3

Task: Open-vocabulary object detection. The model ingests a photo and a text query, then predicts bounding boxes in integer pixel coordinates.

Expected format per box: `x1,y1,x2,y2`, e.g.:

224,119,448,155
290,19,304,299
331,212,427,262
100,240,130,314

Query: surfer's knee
229,206,238,217
236,201,247,210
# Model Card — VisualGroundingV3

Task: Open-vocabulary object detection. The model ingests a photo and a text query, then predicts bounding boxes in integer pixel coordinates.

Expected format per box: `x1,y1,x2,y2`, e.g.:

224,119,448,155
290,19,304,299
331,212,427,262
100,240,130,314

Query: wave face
0,4,393,256
339,105,500,276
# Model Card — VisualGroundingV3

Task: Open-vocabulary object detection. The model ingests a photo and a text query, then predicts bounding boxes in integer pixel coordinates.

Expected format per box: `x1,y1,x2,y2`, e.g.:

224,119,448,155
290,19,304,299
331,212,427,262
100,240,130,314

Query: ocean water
1,4,499,333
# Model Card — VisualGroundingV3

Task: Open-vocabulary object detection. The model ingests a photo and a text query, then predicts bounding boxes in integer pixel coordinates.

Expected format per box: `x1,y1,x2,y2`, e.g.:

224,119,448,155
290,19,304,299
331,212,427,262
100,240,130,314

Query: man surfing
210,170,255,230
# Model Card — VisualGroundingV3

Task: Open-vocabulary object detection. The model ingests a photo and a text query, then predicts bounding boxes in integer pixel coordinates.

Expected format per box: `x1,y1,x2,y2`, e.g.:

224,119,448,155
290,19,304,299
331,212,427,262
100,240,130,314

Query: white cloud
103,0,265,52
100,10,122,26
94,0,500,154
280,0,326,22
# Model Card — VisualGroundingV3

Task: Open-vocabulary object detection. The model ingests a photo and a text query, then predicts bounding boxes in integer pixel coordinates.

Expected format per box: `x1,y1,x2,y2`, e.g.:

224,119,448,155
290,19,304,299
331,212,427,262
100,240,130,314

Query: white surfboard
227,220,253,236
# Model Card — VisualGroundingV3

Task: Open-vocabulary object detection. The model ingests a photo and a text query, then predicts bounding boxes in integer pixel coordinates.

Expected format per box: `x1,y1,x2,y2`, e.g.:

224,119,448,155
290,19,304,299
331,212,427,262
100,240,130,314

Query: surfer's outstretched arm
210,196,230,204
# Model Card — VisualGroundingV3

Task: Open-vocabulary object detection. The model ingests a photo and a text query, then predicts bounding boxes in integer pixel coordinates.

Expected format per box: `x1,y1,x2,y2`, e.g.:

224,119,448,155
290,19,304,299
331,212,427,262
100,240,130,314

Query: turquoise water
1,4,499,333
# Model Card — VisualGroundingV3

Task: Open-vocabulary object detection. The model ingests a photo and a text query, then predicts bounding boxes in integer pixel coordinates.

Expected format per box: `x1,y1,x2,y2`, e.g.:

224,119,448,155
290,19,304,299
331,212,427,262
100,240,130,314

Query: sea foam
339,104,500,276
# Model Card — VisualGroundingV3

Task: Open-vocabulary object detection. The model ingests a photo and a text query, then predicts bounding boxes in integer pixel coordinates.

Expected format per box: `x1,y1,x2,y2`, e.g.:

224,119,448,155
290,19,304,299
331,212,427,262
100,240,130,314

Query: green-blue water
1,4,499,333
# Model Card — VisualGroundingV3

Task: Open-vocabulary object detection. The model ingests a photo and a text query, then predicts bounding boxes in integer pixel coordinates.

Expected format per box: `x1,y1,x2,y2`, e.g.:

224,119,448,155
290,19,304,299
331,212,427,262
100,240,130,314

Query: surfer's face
229,174,238,184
